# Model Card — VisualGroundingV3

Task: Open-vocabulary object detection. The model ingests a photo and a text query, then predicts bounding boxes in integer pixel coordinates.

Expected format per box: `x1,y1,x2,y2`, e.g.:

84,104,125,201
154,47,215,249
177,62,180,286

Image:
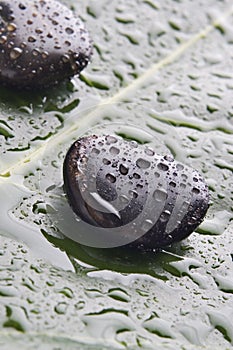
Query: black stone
63,135,210,251
0,0,92,89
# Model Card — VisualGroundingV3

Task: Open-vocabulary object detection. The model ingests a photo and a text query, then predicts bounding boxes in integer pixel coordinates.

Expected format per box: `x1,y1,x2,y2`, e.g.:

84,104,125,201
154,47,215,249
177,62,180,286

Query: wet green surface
0,0,233,349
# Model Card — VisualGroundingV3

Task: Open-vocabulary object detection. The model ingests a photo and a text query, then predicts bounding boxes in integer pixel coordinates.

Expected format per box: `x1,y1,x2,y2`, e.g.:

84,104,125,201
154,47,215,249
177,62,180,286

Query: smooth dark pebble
0,0,93,89
63,135,210,251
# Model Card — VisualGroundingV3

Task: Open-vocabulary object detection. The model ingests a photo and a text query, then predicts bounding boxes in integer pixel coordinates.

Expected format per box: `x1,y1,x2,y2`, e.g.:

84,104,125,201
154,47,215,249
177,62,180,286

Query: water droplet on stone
158,162,169,171
136,158,151,169
0,36,7,44
160,210,171,222
153,188,167,202
103,158,111,165
176,163,184,171
110,146,120,155
106,173,116,183
164,154,174,162
192,187,200,194
65,27,74,34
133,173,141,179
106,135,117,144
142,219,153,231
129,190,138,199
119,164,129,175
10,47,23,59
120,195,129,204
7,23,17,32
145,147,155,156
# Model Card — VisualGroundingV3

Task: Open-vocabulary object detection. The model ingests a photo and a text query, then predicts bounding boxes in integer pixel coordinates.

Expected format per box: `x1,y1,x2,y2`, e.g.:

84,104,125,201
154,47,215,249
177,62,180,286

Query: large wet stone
0,0,93,89
63,134,210,250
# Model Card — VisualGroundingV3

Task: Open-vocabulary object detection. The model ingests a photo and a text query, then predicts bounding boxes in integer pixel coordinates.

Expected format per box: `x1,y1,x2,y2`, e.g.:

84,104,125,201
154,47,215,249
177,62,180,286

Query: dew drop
145,147,155,156
65,27,74,34
28,36,36,43
32,49,40,56
103,158,111,165
133,173,141,179
110,146,120,155
106,173,116,183
19,3,27,10
120,195,129,204
119,164,129,175
160,210,171,222
136,158,151,169
153,188,167,202
164,154,174,162
41,51,49,59
7,23,17,32
129,190,138,199
10,47,23,60
176,163,184,171
106,135,117,144
157,162,169,171
142,219,153,231
192,187,200,194
62,54,70,63
0,36,7,44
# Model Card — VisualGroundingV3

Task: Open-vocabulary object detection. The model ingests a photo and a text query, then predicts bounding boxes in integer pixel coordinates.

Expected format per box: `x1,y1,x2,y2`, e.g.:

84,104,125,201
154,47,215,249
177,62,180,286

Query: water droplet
153,188,167,202
7,23,17,32
192,187,200,194
19,3,27,10
136,158,151,169
0,36,7,44
164,154,174,162
176,163,184,171
28,36,36,43
106,173,116,183
145,147,155,156
106,135,117,144
90,147,100,155
160,210,171,222
133,173,141,179
103,158,111,165
62,54,70,63
65,27,74,34
119,164,129,175
110,146,120,155
142,219,153,231
10,47,23,60
32,49,40,56
129,190,138,199
119,195,129,204
55,302,68,315
157,162,169,171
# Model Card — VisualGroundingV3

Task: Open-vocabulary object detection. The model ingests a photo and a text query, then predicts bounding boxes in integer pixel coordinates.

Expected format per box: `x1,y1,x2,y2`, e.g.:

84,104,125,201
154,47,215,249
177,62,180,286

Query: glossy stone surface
63,135,210,250
0,0,92,88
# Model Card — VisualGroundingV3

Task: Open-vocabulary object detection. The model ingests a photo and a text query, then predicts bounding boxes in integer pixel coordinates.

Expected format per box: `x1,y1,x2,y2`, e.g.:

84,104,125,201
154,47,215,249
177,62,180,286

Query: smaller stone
0,0,93,89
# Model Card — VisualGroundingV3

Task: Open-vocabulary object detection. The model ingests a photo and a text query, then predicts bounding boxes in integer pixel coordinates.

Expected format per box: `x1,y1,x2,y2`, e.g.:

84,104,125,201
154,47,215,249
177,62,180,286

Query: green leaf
0,0,233,349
